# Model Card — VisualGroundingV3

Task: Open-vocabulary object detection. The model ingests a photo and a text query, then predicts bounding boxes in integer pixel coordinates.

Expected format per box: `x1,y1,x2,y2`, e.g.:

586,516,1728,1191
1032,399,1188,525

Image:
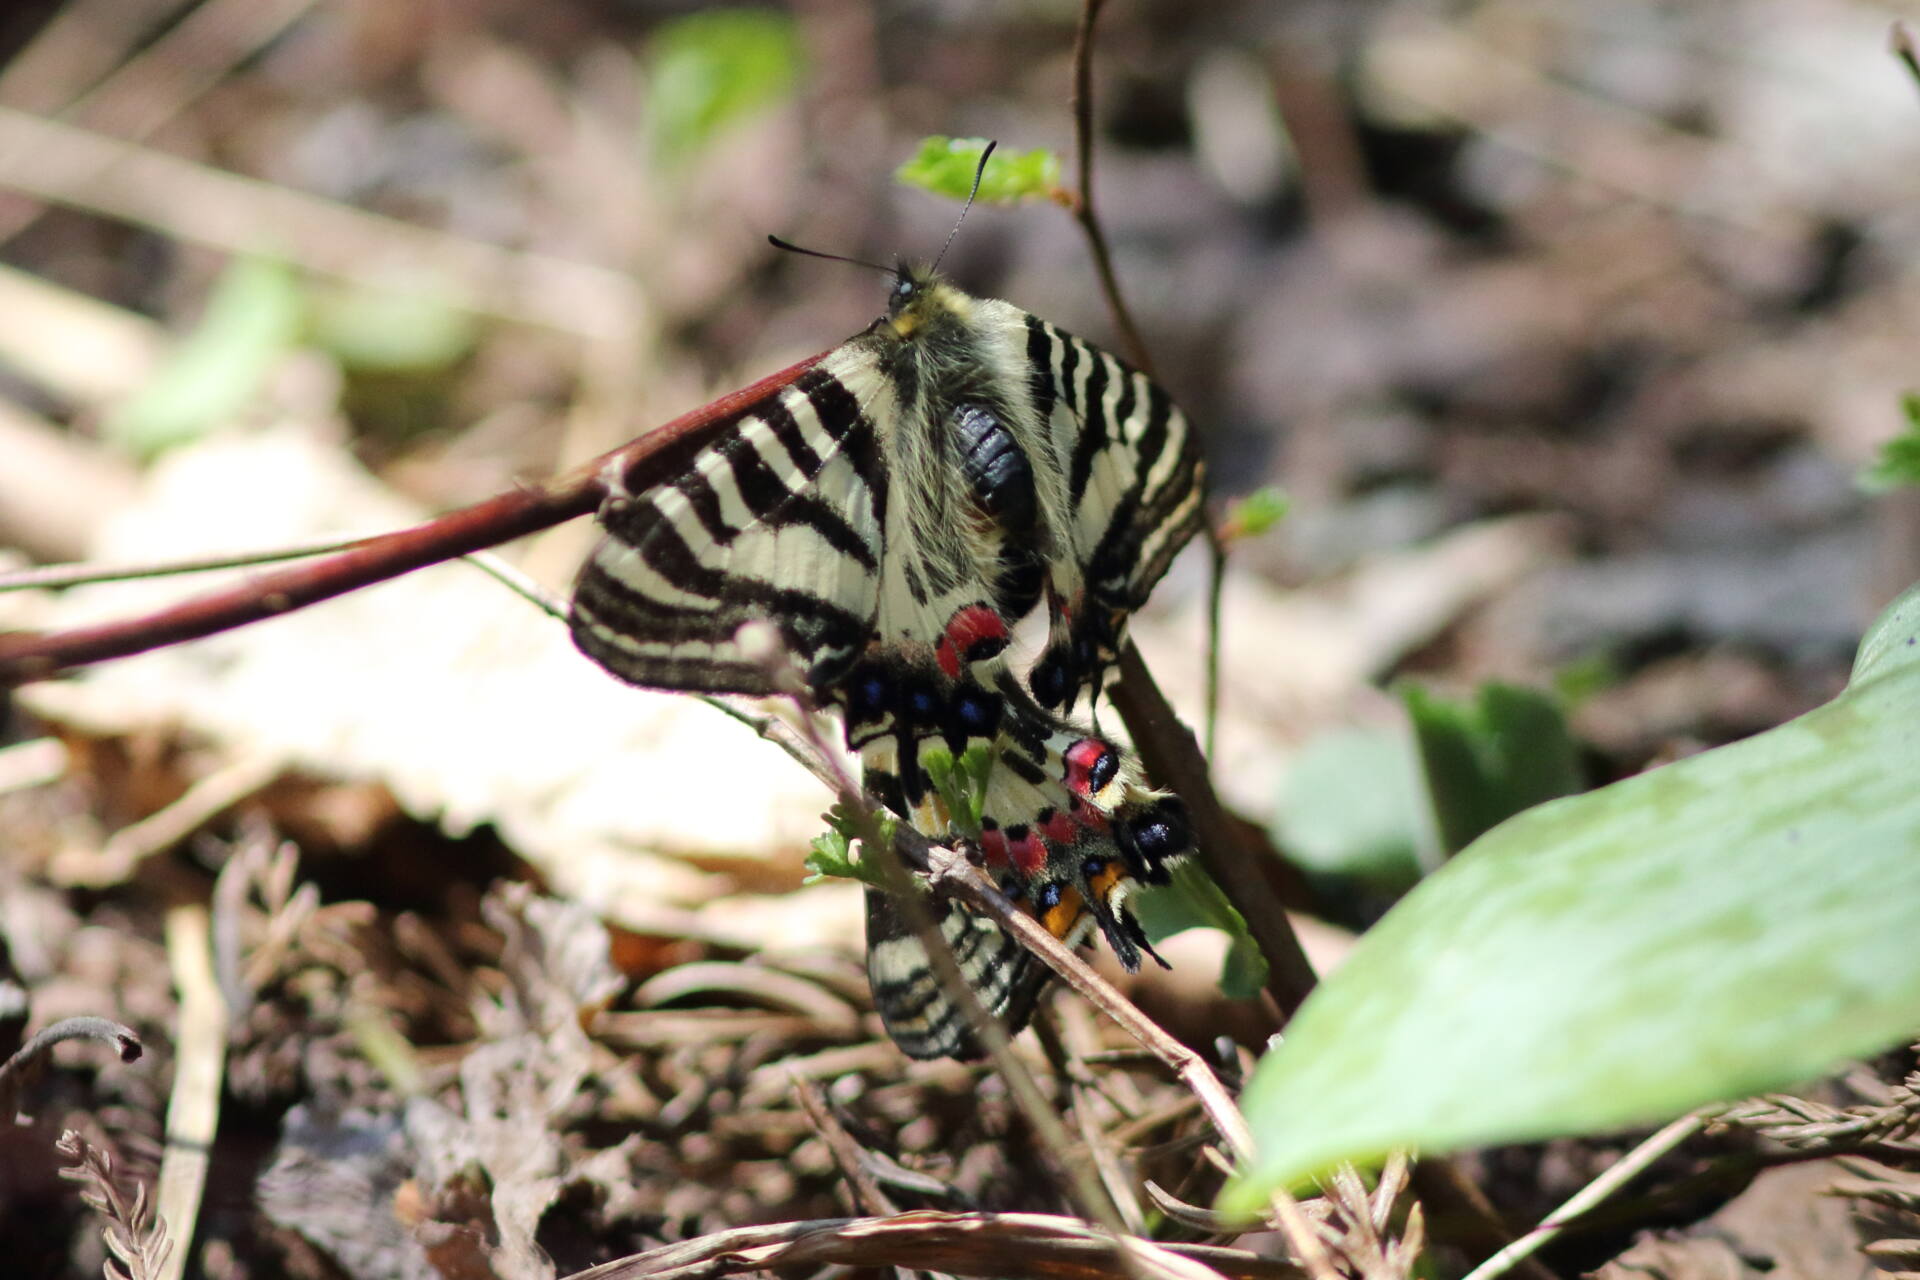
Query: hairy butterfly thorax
568,250,1207,1059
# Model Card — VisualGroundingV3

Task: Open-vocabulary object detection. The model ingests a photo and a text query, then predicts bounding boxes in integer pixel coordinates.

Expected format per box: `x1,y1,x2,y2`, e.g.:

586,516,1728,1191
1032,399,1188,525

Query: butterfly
568,258,1206,1058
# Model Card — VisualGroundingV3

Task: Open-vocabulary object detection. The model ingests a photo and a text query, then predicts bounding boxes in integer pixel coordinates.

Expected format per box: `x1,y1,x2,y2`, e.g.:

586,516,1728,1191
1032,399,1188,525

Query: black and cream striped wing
571,351,893,696
863,886,1048,1060
1022,315,1207,707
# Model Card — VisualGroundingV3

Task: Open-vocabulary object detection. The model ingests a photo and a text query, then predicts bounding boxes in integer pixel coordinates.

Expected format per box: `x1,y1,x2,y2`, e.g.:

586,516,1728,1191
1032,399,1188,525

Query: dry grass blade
632,960,859,1034
0,0,320,249
1460,1113,1706,1280
154,905,229,1280
790,1073,899,1215
562,1211,1300,1280
0,105,644,339
1267,1188,1341,1280
50,754,282,888
1144,1179,1244,1234
56,1129,175,1280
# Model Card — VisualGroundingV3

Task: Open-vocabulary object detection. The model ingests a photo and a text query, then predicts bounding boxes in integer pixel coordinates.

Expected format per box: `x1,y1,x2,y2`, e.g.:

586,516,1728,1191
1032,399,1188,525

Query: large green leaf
1220,583,1920,1215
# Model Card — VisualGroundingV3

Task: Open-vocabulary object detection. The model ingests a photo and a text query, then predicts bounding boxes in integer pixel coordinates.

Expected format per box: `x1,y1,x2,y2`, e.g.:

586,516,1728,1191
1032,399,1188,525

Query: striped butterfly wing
862,886,1051,1061
1022,316,1208,712
571,350,894,696
837,292,1203,1059
858,669,1188,1059
568,265,1204,1060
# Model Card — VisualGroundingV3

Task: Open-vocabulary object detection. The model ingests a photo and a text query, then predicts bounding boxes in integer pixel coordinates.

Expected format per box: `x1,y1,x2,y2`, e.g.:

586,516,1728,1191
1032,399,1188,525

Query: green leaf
895,136,1063,205
1219,583,1920,1215
1859,393,1920,493
1851,579,1920,688
804,805,894,890
1272,724,1425,896
1220,486,1290,543
645,9,799,165
1551,651,1618,709
921,741,998,839
1133,862,1268,1000
307,280,476,374
105,256,305,460
1402,681,1584,858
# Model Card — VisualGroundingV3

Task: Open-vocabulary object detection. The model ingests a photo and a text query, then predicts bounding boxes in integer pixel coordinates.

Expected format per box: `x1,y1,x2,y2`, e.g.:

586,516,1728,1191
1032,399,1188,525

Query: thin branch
743,637,1134,1245
1109,646,1317,1018
0,533,377,593
1069,0,1152,376
1064,0,1316,1021
928,855,1254,1166
0,354,826,684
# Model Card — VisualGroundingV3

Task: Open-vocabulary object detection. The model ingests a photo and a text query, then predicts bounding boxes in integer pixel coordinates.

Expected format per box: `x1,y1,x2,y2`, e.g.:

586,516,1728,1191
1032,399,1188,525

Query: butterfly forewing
571,352,894,694
1023,316,1207,709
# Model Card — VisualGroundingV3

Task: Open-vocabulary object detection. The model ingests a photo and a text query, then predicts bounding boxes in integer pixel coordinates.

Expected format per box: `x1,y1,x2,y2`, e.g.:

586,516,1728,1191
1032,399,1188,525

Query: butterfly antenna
931,140,997,273
766,235,898,278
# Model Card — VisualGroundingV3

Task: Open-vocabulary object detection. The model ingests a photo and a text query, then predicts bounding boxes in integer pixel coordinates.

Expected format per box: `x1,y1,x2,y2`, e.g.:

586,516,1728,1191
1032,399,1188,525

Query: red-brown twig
0,355,823,684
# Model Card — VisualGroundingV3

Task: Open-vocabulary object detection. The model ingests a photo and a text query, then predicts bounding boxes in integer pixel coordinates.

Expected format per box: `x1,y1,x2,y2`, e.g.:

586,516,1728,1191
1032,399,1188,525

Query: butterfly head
885,264,972,340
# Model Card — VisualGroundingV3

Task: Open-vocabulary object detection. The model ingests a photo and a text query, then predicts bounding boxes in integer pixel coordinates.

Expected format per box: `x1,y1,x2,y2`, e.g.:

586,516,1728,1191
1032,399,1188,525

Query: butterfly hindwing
863,884,1047,1060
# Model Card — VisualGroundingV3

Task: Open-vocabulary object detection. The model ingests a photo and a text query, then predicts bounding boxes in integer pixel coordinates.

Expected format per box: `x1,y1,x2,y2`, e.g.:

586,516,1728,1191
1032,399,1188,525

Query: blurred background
1,1,1918,1275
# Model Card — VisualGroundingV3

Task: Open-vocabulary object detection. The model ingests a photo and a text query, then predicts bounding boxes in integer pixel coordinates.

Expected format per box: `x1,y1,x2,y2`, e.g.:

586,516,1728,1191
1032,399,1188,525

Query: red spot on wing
1062,738,1112,798
1070,798,1110,833
1006,829,1047,876
936,636,961,679
980,827,1010,867
936,604,1010,679
1039,809,1077,846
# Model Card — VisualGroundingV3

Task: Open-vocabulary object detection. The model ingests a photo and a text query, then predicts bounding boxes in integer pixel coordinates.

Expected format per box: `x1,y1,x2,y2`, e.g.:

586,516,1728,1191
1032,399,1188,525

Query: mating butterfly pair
569,262,1205,1058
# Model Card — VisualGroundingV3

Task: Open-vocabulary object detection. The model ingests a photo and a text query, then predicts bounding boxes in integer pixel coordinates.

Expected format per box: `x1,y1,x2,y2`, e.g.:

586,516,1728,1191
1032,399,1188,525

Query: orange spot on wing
1041,886,1087,941
1085,861,1129,907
